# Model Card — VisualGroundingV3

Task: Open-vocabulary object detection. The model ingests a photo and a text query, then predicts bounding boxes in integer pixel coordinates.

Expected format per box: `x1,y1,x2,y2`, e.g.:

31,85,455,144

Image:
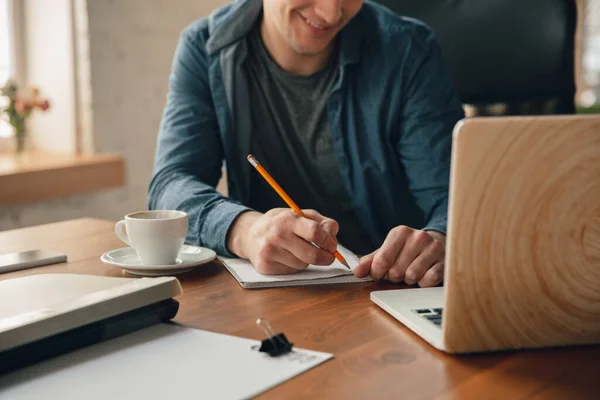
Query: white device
0,249,67,274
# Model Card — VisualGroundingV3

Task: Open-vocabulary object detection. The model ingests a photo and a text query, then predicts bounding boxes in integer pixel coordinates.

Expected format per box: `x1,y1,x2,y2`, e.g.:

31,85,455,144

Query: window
0,0,10,84
0,0,12,138
581,0,600,106
1,0,84,152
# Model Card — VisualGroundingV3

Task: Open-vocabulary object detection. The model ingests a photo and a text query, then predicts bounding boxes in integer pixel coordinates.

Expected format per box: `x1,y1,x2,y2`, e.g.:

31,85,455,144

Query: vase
14,121,26,153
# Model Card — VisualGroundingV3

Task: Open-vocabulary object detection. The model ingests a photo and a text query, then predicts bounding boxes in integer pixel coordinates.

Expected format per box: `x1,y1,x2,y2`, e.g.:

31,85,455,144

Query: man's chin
290,42,332,57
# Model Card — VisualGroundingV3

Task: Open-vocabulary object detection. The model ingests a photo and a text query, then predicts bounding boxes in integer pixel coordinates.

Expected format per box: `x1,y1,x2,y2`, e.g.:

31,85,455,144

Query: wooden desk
1,218,598,399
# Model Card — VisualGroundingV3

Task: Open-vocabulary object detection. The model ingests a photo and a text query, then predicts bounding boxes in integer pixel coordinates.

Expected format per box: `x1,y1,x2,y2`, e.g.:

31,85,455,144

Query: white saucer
100,244,217,276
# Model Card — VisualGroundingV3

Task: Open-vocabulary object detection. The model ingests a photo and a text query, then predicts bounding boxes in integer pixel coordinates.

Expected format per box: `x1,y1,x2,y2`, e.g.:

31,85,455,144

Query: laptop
371,115,600,354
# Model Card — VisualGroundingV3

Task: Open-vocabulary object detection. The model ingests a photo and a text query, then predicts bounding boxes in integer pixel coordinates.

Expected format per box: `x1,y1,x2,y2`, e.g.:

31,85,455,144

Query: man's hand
227,209,339,275
354,226,446,287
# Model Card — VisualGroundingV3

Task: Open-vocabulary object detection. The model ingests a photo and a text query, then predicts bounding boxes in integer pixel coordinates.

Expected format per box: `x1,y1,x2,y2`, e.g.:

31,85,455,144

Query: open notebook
220,245,372,289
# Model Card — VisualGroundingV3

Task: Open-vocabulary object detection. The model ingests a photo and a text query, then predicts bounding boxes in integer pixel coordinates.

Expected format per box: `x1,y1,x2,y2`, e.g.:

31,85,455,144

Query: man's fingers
388,231,434,285
287,235,336,266
403,238,444,285
418,262,445,287
293,215,338,254
402,256,433,286
302,209,339,238
320,219,339,238
354,250,376,278
370,227,409,280
272,248,310,271
248,209,337,275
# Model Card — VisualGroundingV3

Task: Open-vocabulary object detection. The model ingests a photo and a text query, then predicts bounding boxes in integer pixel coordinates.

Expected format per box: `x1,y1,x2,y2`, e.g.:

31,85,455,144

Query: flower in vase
0,79,51,152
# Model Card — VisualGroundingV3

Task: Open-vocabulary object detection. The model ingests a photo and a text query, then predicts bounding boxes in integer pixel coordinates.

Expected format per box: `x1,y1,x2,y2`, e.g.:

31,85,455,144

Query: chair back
372,0,578,116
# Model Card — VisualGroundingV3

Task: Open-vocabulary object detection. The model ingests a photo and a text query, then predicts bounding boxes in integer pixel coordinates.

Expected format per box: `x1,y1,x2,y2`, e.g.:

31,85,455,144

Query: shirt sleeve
396,25,465,235
148,28,252,256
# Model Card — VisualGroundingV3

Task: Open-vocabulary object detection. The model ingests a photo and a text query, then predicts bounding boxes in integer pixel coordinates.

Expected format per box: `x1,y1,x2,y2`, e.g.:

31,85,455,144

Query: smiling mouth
305,17,326,30
299,12,334,32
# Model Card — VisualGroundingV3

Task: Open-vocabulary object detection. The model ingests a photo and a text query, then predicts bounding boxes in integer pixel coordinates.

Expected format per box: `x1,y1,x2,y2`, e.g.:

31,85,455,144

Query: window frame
0,0,24,141
6,0,25,85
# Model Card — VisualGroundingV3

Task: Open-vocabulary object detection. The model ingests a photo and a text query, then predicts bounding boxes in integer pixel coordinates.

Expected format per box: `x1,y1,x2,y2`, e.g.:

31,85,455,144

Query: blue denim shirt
148,0,465,257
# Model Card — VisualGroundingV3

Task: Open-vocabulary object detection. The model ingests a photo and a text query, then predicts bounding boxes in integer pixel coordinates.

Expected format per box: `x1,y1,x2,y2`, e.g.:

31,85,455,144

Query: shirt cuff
423,221,447,236
198,201,253,257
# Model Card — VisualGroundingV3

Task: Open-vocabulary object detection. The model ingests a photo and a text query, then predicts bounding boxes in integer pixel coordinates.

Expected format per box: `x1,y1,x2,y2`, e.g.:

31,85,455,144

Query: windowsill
0,150,125,206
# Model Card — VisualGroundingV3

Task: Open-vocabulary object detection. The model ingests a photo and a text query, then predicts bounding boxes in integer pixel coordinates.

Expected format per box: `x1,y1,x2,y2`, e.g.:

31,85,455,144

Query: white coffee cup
115,210,188,265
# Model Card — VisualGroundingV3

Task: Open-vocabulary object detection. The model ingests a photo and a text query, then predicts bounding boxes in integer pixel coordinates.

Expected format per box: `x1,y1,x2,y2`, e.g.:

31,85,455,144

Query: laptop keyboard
413,308,443,327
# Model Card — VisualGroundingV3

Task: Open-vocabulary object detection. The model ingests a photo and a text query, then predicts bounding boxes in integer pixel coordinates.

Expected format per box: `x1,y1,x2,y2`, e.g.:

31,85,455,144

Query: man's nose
314,0,342,26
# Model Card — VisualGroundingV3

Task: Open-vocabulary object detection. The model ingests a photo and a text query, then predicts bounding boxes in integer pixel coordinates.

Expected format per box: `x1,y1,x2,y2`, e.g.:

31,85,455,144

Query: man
149,0,465,287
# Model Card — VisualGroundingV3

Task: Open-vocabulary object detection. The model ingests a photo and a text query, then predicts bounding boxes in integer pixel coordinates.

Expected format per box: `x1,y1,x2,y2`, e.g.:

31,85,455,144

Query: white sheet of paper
219,245,372,288
0,324,333,400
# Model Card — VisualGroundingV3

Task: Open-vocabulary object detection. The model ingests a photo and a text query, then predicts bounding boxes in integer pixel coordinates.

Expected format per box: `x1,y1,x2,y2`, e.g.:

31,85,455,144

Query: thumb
354,250,376,278
302,209,339,238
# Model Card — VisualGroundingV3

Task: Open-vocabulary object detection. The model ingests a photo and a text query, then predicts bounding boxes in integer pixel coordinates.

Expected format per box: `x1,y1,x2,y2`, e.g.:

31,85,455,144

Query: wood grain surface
444,115,600,353
1,218,599,399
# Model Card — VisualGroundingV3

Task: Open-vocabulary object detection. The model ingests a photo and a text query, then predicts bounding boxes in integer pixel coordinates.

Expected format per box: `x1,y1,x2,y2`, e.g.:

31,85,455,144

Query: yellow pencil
247,154,350,269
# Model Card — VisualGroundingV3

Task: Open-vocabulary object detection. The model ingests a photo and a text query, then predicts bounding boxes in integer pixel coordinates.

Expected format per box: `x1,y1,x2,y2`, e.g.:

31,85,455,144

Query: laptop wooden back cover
442,115,600,353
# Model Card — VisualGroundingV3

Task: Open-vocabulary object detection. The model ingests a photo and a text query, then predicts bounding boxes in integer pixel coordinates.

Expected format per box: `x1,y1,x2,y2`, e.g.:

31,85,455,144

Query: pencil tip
342,260,351,270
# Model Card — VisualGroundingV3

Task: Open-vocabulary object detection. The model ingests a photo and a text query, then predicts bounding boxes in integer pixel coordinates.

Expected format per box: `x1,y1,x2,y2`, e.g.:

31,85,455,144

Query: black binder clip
254,318,293,357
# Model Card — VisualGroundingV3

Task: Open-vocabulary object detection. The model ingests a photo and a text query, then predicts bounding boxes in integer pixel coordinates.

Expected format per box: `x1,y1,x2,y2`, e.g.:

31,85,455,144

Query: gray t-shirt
244,24,374,255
